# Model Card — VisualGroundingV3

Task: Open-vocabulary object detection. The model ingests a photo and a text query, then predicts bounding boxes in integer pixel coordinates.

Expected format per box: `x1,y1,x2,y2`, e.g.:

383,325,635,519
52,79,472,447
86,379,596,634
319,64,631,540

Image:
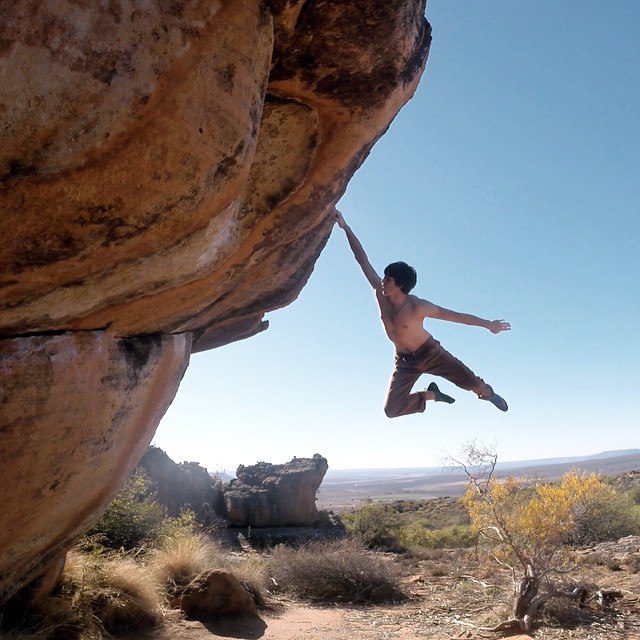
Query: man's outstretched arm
335,211,381,289
421,300,511,334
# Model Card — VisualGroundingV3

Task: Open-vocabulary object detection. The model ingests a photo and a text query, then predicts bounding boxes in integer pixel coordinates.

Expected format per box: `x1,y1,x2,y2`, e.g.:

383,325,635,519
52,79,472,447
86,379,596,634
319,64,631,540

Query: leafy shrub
87,471,195,551
266,539,407,604
341,499,481,553
628,486,640,505
463,469,631,566
390,498,471,529
569,490,640,545
340,501,403,550
87,471,166,550
461,464,634,632
398,522,477,549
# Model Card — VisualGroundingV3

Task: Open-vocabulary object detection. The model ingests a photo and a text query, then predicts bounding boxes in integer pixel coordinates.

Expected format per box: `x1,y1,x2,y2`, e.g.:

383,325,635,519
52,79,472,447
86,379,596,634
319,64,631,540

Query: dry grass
0,621,73,640
148,531,267,605
266,538,408,604
2,535,266,639
60,550,162,635
220,553,268,606
0,550,162,640
78,553,161,634
149,532,225,596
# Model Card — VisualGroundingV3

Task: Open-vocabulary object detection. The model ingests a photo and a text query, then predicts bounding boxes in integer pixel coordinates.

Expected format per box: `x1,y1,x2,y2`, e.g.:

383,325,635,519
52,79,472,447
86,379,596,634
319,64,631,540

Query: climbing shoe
428,382,455,404
480,387,508,412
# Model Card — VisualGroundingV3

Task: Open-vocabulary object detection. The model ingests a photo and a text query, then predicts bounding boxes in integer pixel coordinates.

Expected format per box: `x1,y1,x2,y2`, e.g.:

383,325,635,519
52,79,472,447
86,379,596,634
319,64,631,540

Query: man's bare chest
382,303,419,330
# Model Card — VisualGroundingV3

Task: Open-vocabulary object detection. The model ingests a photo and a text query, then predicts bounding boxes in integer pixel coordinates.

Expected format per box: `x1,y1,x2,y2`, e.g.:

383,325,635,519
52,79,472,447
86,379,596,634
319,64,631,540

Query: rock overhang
0,0,431,602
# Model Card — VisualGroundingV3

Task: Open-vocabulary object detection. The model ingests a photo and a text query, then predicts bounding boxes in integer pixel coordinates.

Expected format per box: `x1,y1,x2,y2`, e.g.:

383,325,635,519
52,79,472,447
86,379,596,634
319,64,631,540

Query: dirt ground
130,553,640,640
143,594,640,640
135,601,503,640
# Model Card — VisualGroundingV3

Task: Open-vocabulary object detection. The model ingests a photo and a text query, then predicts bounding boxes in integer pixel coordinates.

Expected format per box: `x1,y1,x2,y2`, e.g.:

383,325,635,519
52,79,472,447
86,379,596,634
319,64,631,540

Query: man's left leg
419,339,508,412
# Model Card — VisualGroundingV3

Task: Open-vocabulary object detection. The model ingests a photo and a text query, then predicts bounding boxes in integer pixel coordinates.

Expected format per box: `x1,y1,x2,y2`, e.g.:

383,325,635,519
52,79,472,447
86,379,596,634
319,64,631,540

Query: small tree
457,443,623,634
340,501,402,550
89,471,167,550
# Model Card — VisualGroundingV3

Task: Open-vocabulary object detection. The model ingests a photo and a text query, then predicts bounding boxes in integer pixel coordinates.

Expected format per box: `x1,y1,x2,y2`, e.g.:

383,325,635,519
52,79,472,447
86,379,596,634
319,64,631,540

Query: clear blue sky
153,1,640,474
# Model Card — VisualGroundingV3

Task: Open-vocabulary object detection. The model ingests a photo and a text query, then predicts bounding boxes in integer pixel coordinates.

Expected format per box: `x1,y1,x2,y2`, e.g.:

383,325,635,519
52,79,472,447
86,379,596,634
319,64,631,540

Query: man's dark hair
384,261,417,294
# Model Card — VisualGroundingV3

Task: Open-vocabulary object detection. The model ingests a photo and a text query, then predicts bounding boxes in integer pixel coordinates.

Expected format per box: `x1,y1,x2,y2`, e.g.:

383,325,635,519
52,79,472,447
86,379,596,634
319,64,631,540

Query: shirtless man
335,212,510,416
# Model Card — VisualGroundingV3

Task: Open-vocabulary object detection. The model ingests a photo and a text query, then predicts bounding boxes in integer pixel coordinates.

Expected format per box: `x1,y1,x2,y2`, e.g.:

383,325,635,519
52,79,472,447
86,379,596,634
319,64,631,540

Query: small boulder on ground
178,570,257,620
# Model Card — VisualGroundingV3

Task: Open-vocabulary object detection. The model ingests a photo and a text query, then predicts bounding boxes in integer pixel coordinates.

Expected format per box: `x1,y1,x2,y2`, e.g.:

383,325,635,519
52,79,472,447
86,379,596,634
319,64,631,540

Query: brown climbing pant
384,336,484,418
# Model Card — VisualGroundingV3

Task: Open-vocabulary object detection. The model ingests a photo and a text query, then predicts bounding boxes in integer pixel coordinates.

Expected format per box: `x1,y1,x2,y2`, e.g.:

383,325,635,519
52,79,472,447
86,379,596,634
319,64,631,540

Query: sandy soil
132,581,640,640
140,602,461,640
120,541,640,640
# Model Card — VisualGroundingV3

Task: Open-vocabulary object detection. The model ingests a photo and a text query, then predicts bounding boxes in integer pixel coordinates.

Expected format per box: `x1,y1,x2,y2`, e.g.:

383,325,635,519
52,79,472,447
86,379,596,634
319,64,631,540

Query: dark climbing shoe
428,382,455,404
480,387,508,412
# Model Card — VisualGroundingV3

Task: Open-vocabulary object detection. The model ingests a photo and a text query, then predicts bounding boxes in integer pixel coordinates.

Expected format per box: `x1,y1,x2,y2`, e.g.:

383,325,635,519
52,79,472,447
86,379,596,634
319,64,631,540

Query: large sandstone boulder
0,0,431,602
0,331,190,601
223,455,328,527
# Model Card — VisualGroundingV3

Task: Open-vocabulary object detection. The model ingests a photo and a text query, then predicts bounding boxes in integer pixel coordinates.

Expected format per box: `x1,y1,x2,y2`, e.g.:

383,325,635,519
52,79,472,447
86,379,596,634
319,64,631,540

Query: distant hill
317,449,640,509
497,449,640,470
210,471,235,482
587,449,640,459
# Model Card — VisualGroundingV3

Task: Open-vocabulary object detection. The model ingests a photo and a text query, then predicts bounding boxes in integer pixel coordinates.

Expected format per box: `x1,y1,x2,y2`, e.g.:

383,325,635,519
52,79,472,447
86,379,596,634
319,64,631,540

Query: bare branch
457,575,495,589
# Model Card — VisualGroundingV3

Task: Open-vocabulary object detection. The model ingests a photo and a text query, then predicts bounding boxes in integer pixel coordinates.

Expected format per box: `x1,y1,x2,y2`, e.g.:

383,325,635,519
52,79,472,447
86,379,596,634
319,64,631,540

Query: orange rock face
0,331,190,602
0,0,430,600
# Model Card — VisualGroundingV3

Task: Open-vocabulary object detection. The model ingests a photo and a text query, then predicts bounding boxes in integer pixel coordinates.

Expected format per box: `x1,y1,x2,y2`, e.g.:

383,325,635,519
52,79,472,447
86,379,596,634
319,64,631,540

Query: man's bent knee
384,402,423,418
384,406,401,418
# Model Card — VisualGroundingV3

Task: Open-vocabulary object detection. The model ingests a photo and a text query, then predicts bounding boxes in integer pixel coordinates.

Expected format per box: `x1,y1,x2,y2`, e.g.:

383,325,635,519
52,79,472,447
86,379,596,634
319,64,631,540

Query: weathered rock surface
0,0,431,341
0,0,431,602
224,455,328,527
576,535,640,564
138,446,226,523
132,448,341,545
177,569,257,620
0,331,190,602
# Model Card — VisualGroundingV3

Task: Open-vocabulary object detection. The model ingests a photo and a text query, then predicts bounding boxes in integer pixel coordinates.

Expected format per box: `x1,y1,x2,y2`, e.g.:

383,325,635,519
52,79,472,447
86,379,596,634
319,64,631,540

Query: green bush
398,522,477,549
340,501,402,550
87,471,195,551
570,491,640,545
627,485,640,506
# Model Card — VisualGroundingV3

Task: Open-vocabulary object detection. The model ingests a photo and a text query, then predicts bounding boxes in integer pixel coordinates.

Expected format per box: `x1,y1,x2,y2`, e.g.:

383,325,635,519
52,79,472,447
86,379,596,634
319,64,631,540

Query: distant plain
316,450,640,509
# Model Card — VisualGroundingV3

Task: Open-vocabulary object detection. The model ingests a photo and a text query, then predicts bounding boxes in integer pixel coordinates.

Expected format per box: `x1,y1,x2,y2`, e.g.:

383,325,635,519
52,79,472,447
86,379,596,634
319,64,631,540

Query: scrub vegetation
2,460,639,640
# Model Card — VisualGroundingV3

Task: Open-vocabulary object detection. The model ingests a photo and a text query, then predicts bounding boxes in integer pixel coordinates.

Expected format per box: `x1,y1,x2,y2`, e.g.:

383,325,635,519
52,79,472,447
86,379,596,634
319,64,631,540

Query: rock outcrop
0,0,431,602
223,455,328,527
137,446,226,524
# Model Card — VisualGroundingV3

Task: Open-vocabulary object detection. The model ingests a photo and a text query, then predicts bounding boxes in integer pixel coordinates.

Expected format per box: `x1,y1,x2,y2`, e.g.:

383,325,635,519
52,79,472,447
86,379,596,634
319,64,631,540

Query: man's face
381,275,401,296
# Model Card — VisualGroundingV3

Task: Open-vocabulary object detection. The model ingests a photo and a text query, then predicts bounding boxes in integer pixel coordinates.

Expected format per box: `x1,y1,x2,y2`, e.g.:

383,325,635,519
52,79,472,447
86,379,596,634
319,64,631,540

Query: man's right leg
384,367,425,418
